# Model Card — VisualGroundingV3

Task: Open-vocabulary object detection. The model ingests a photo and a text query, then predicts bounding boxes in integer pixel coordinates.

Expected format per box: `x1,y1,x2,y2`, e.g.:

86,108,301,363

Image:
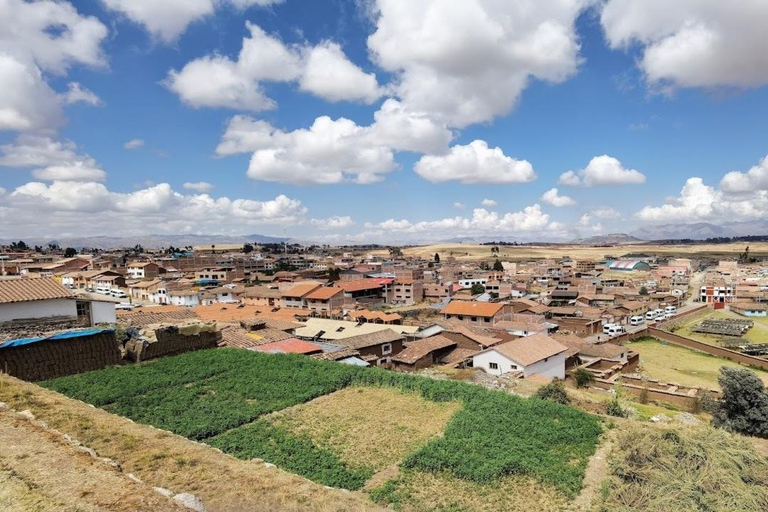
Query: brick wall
0,331,121,381
648,327,768,371
127,328,221,362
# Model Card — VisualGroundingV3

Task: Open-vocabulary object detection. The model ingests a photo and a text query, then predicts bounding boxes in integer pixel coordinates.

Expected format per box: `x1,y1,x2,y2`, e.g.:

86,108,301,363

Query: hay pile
601,424,768,511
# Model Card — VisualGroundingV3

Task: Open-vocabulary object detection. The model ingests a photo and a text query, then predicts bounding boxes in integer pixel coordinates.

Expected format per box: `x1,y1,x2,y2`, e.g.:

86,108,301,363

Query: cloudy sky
2,0,768,243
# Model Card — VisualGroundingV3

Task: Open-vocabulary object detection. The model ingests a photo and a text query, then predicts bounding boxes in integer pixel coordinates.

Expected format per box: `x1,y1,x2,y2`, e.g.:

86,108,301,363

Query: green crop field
42,348,601,498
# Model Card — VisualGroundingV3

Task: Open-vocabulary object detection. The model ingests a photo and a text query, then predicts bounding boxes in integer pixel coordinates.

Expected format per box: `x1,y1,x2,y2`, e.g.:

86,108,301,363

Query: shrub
535,380,570,405
606,397,627,418
573,368,595,389
712,367,768,438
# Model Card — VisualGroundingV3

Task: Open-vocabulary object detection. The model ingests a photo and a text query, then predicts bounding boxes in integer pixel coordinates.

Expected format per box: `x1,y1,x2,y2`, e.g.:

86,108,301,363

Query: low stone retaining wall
126,325,220,362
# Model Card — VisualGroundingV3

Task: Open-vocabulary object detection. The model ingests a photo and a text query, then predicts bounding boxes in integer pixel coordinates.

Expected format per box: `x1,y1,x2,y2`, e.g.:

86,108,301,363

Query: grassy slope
42,348,601,498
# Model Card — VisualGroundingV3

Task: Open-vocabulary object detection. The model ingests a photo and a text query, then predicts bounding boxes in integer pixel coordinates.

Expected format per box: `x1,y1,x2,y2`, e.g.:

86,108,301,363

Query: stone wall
126,326,220,362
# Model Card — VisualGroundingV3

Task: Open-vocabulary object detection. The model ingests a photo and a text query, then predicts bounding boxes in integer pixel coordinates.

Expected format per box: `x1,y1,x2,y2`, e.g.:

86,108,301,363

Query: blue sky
2,0,768,243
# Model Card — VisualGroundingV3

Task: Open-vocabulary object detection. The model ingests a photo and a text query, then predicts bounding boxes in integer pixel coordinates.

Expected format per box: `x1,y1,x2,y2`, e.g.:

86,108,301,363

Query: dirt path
568,430,615,512
0,408,186,512
0,374,382,512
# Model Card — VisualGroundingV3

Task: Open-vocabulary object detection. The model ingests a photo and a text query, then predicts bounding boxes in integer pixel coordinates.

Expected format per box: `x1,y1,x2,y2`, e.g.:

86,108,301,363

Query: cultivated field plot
368,242,768,262
627,338,768,389
42,348,601,504
672,310,768,346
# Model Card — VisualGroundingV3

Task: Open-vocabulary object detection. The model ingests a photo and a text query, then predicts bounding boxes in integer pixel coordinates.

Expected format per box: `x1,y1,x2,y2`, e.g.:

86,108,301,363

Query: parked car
110,289,127,299
630,315,645,326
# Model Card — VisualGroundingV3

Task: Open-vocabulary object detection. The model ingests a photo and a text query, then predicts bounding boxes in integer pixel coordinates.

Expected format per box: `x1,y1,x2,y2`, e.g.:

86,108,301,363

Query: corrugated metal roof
0,278,74,304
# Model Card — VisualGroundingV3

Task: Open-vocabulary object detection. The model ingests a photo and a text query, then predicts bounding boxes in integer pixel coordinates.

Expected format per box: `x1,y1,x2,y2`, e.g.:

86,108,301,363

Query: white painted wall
473,349,565,380
90,301,116,324
0,299,76,322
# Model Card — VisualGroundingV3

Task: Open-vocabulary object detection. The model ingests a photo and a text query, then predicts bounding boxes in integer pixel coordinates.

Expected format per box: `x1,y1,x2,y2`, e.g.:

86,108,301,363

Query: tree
493,259,504,271
243,243,254,254
712,367,768,438
535,380,570,405
64,247,77,258
573,368,595,389
471,283,485,295
434,253,440,263
211,244,216,255
639,286,649,296
388,246,403,259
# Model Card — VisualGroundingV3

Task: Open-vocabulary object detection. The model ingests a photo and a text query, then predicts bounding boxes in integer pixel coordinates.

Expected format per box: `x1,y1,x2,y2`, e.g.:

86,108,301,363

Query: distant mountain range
571,233,644,245
0,233,288,250
629,221,768,241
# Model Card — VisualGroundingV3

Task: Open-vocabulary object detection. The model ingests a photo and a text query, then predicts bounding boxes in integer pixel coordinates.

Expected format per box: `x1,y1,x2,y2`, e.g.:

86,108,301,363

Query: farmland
626,337,768,389
368,242,768,262
42,348,602,503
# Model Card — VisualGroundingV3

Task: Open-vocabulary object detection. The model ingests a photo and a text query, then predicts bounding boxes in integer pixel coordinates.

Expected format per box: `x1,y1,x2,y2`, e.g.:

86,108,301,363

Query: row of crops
42,348,601,496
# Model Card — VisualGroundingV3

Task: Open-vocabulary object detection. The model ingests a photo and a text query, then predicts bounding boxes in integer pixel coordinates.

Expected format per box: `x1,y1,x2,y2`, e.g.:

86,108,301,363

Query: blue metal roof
0,329,114,349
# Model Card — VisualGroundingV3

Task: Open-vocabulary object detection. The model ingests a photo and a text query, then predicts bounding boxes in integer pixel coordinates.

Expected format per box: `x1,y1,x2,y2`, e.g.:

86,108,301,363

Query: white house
0,278,76,322
168,290,200,307
472,333,567,380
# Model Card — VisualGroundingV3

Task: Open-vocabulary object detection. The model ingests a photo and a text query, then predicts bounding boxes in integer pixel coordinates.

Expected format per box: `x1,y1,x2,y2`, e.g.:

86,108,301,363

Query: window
382,343,392,355
489,362,499,370
471,317,477,322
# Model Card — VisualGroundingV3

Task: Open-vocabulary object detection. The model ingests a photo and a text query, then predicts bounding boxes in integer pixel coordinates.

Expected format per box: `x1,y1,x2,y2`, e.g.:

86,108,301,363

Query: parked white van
645,310,658,321
603,323,616,334
96,286,111,295
111,289,127,299
664,306,677,315
630,315,645,326
608,325,626,336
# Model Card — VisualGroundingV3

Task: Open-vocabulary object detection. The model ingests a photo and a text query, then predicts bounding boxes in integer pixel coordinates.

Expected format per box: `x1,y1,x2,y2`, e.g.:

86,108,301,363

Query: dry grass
0,374,381,512
269,386,461,472
0,467,68,512
369,242,768,262
597,424,768,512
370,469,568,512
627,338,768,389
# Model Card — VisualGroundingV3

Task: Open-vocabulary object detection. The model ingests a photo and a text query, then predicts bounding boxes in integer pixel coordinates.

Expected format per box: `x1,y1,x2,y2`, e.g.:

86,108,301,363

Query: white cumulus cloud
0,135,106,181
481,199,497,207
541,187,576,206
123,139,145,150
414,140,535,184
601,0,768,90
310,216,356,230
559,155,645,186
62,82,102,106
367,0,589,127
166,22,382,110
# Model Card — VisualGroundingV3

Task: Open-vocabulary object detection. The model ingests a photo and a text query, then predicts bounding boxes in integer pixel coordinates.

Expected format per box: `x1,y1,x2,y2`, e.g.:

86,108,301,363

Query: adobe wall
647,327,768,371
128,328,221,362
0,331,121,381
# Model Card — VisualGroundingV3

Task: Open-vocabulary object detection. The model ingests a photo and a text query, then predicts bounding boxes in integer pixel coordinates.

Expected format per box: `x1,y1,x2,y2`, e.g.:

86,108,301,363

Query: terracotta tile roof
338,279,385,293
0,278,74,304
219,326,266,348
193,304,270,323
312,347,361,361
117,307,200,327
252,338,323,354
441,347,479,365
550,333,627,360
304,286,344,300
481,333,566,367
242,286,281,298
282,283,322,298
333,329,405,349
252,316,302,331
442,301,504,318
391,335,456,364
349,310,402,323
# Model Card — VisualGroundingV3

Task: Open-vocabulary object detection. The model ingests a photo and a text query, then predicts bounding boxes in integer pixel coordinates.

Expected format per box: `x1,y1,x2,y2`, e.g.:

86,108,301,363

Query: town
2,239,768,510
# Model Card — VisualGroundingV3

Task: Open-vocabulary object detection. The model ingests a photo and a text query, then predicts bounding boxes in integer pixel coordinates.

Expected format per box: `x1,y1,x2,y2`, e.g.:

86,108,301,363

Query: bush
606,397,627,418
712,367,768,438
535,380,570,405
573,368,595,389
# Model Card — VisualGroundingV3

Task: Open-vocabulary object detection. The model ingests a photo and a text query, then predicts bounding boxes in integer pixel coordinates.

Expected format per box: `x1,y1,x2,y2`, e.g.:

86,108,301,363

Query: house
0,278,76,322
0,278,115,328
472,333,567,379
606,260,652,272
330,329,406,364
303,286,345,313
390,335,456,371
390,279,424,305
282,282,322,308
240,286,283,308
442,300,509,326
338,279,386,300
126,262,162,280
168,289,200,307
